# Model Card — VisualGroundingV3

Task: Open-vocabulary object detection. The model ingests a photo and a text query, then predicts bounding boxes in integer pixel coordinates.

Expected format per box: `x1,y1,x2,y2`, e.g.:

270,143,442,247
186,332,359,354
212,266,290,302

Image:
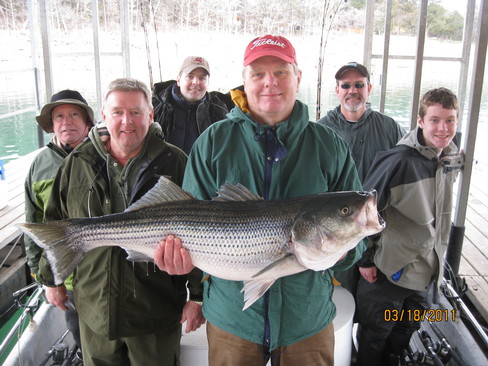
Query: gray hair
103,78,153,109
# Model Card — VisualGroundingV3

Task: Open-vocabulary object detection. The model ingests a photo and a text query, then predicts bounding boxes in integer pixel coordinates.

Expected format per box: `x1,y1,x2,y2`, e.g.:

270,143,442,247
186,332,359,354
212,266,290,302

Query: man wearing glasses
318,62,405,299
318,62,405,182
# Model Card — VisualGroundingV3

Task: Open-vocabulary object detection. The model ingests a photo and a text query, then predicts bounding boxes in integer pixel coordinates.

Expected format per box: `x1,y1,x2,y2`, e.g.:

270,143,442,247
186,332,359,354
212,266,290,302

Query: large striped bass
17,176,385,310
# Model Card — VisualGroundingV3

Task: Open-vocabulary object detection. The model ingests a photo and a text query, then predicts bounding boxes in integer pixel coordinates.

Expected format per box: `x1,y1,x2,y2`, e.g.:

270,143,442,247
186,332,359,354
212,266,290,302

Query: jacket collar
397,126,459,160
171,83,207,108
333,103,373,125
87,122,164,161
227,96,310,151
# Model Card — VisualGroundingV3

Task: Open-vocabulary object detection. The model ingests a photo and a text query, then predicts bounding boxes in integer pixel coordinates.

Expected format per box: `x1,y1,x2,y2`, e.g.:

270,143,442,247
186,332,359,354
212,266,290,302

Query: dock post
445,224,465,278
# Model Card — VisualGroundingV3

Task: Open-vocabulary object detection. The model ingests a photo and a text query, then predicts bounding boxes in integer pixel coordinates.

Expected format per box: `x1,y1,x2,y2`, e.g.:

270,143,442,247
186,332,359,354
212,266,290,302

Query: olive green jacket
39,123,203,339
24,141,79,290
25,143,67,277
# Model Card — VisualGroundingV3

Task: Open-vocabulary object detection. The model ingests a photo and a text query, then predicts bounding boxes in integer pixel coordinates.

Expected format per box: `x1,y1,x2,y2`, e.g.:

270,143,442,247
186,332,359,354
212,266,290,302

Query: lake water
1,30,488,166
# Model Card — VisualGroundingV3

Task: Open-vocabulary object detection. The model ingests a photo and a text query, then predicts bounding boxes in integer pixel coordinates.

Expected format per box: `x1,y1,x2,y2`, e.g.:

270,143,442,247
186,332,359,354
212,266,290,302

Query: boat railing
443,281,488,350
0,282,43,356
0,235,23,272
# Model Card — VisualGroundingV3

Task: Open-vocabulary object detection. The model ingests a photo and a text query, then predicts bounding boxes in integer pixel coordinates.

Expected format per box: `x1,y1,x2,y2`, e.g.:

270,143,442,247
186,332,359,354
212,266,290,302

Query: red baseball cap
243,35,297,66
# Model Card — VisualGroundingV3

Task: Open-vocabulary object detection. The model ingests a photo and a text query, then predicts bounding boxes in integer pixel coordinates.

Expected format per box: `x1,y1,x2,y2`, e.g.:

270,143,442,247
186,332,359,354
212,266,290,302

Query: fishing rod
427,320,469,366
38,329,70,366
315,0,344,121
0,284,43,356
417,330,448,366
316,1,329,121
139,0,154,89
443,281,488,350
150,0,163,82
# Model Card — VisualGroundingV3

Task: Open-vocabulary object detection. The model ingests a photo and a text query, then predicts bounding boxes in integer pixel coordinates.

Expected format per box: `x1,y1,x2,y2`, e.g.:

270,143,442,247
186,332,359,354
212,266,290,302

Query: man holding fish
37,78,205,366
20,37,385,366
155,35,369,365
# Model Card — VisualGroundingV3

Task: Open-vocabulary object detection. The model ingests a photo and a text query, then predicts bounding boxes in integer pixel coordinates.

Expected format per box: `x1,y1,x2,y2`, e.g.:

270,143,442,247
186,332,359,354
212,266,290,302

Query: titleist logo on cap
243,35,296,66
250,38,287,50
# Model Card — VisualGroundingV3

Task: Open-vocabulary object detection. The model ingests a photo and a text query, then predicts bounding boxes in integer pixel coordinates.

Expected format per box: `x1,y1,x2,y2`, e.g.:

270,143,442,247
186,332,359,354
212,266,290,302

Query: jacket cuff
357,247,375,267
189,296,203,303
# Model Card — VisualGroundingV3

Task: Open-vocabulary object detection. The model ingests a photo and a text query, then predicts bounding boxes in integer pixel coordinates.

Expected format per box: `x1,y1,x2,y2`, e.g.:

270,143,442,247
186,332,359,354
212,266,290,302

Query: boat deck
456,160,488,322
0,150,41,292
1,149,488,322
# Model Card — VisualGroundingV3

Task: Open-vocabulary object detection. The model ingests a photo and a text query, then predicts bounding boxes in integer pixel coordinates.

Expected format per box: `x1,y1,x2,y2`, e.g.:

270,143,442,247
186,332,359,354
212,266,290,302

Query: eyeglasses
339,82,366,89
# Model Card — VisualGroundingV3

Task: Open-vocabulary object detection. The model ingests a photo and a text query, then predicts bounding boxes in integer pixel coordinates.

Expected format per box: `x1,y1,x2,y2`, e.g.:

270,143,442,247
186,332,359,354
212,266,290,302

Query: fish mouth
377,213,385,228
364,190,385,231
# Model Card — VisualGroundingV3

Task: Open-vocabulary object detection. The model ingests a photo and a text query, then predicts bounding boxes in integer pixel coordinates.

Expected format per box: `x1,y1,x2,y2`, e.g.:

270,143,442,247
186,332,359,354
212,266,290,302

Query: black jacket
152,80,233,153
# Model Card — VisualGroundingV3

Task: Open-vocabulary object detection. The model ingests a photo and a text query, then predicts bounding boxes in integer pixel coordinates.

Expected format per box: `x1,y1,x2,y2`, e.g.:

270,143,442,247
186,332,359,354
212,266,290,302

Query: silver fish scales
17,176,385,309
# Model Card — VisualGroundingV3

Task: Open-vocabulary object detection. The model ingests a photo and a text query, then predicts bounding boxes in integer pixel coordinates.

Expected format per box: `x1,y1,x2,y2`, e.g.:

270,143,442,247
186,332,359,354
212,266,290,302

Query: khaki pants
79,316,181,366
207,322,335,366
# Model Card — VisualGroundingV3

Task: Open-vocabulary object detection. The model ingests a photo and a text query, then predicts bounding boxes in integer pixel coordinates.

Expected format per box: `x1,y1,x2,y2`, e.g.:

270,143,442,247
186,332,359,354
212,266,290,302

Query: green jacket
25,142,67,276
183,99,364,350
39,123,203,339
318,105,405,182
24,141,78,290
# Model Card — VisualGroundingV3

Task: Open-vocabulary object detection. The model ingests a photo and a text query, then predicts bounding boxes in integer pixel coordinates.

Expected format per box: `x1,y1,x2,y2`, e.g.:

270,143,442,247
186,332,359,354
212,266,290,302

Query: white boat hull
3,300,74,366
5,287,354,365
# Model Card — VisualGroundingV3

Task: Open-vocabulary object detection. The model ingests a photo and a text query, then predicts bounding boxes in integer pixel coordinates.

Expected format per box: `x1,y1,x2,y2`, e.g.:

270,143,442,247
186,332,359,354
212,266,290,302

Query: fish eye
340,206,351,216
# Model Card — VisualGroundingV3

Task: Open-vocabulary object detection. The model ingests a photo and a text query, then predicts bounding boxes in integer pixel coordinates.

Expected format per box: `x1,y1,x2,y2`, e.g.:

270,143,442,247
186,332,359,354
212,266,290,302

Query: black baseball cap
335,62,370,82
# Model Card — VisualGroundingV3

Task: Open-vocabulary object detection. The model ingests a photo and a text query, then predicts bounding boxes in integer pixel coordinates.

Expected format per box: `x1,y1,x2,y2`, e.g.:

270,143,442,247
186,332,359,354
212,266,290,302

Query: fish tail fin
16,221,84,285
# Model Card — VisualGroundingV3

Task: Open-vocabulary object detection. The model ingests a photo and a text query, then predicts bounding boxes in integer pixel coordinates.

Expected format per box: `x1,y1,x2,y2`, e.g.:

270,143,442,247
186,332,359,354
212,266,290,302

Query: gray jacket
318,105,405,182
361,127,463,292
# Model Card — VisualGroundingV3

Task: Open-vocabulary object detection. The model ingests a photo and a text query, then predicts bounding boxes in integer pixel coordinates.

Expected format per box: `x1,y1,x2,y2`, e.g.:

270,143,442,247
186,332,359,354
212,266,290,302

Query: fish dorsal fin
125,176,194,212
213,182,263,202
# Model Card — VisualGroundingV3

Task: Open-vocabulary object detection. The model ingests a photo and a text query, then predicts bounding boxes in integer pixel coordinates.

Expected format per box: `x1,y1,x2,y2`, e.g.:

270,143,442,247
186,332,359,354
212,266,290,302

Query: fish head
291,190,385,271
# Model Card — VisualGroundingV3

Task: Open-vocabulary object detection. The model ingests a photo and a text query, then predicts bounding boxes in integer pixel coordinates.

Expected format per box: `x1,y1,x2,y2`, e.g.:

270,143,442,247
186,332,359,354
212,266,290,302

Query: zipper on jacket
264,128,287,199
262,127,287,348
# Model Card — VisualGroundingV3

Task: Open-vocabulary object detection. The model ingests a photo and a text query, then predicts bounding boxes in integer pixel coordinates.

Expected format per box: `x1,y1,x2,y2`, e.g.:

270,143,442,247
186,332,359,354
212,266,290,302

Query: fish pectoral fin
123,248,153,262
213,182,263,202
241,279,276,311
251,253,294,278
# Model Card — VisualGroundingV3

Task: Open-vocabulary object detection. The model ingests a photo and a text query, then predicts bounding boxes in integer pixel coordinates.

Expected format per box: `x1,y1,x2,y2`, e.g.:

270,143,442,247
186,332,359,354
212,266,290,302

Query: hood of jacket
88,121,163,160
397,126,459,160
227,88,310,151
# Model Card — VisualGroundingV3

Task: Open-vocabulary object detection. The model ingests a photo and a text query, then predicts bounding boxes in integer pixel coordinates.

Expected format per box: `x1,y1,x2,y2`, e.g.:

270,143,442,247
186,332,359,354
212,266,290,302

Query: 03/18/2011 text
383,309,456,322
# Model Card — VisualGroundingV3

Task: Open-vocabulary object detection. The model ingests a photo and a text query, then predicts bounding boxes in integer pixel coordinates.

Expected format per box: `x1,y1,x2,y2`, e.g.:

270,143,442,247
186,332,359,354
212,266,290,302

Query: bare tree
0,0,462,40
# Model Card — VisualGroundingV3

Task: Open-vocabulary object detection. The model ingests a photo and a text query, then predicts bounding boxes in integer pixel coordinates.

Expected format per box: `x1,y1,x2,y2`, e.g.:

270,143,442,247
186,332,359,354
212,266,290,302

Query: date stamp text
383,309,456,322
